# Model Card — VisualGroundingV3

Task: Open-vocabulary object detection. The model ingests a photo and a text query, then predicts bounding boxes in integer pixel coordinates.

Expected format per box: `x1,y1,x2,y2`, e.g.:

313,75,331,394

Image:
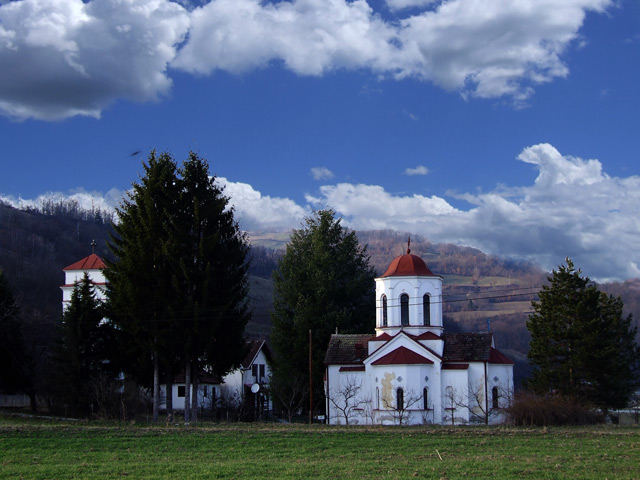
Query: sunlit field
1,415,638,479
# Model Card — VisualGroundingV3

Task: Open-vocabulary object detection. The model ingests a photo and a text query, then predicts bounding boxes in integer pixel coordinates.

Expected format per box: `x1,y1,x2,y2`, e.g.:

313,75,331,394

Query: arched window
381,295,388,327
492,386,499,409
397,388,404,410
423,294,431,326
400,293,409,326
376,387,380,409
423,387,429,410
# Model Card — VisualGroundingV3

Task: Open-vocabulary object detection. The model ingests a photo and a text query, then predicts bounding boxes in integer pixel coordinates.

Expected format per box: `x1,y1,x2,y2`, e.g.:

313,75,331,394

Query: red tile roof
410,331,442,341
371,346,434,365
489,347,515,365
370,333,393,342
63,254,106,271
379,253,437,278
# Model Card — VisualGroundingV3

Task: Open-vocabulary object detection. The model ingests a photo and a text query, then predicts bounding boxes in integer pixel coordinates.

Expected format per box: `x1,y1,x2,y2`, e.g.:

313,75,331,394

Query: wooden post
309,329,313,425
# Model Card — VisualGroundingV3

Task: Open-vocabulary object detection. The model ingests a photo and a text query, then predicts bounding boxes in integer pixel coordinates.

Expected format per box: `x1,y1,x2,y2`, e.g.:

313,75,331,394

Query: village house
324,246,514,425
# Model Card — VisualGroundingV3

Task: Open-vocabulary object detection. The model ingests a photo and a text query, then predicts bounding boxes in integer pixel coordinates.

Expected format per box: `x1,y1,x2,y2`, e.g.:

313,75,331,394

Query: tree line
2,152,639,424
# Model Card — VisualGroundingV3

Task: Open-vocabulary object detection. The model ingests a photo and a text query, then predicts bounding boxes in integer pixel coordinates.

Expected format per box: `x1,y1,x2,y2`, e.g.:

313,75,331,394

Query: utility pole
309,329,313,425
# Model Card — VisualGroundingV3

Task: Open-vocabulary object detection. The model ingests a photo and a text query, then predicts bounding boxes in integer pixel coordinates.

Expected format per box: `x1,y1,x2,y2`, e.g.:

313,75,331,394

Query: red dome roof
380,253,436,278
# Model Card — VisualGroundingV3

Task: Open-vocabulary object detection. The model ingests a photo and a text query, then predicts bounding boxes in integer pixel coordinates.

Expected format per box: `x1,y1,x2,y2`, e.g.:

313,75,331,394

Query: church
324,246,514,425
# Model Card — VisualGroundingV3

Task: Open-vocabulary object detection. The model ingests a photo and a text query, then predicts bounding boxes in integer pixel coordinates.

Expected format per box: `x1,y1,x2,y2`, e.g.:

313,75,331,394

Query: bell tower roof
379,253,436,278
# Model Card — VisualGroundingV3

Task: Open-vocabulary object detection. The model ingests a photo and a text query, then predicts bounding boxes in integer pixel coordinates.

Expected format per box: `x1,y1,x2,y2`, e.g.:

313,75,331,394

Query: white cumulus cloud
306,143,640,281
0,0,189,120
311,167,335,181
4,142,638,281
0,0,613,119
404,165,429,176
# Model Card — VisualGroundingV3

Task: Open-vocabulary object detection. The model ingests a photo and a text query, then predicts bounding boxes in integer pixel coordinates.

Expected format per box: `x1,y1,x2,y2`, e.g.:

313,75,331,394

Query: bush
507,391,604,426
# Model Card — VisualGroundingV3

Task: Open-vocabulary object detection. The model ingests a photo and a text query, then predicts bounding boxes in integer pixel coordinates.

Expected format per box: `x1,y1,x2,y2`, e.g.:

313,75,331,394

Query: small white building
221,340,272,419
61,253,107,311
158,340,273,419
324,248,514,425
160,371,221,413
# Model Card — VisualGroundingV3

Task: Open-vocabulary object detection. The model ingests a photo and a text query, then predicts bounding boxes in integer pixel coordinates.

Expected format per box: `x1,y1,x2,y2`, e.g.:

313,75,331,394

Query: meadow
1,415,639,479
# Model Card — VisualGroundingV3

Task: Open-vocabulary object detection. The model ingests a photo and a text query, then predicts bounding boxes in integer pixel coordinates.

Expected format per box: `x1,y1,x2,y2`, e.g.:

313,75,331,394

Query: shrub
507,391,604,426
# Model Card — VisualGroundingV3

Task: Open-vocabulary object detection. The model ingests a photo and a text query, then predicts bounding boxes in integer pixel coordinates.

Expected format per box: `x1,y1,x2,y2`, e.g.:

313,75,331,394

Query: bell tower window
381,294,388,327
423,294,431,326
400,294,409,326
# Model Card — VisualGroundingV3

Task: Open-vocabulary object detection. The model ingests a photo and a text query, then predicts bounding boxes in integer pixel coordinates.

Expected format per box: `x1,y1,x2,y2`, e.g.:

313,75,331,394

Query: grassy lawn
1,415,639,479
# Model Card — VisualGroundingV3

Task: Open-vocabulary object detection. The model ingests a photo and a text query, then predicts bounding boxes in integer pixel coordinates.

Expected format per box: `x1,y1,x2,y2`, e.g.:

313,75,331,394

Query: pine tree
171,152,250,422
526,258,640,411
270,209,376,416
106,150,181,422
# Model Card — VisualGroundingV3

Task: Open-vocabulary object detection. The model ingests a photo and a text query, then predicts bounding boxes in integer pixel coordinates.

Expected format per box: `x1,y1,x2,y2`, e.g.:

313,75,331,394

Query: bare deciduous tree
269,372,308,423
328,375,368,425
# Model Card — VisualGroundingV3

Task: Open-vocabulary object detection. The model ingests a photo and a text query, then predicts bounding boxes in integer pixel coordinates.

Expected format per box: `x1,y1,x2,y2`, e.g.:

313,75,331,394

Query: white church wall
441,369,470,425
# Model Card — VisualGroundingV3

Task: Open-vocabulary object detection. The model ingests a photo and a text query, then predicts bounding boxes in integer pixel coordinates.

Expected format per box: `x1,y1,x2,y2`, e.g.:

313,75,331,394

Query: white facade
325,251,514,425
159,379,221,412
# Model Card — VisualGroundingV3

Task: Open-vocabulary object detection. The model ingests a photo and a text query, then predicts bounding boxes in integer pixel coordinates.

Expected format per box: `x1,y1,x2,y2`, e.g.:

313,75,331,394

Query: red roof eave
489,347,515,365
372,346,434,366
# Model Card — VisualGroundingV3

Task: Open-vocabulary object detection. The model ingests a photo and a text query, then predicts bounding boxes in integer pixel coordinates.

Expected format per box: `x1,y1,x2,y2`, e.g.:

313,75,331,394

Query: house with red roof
324,246,514,425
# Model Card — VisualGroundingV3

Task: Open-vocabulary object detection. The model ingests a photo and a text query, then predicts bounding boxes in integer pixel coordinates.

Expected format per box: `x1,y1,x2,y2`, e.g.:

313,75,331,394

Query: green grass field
1,415,639,479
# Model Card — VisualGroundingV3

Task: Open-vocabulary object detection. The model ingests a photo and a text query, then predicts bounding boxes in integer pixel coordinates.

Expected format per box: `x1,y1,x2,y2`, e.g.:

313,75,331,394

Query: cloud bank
0,0,611,120
4,143,639,281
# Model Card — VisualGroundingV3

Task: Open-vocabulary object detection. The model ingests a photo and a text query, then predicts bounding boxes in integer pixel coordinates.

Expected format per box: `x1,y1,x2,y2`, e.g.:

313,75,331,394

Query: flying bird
130,150,141,157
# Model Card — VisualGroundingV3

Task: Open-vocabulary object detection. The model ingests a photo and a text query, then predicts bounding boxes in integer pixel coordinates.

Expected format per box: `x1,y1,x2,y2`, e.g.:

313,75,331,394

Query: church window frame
400,293,409,326
423,294,431,326
423,387,429,410
397,388,404,411
381,294,388,327
492,386,499,410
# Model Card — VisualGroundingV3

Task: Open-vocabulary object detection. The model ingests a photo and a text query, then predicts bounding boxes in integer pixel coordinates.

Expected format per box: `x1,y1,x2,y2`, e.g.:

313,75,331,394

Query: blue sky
1,0,639,281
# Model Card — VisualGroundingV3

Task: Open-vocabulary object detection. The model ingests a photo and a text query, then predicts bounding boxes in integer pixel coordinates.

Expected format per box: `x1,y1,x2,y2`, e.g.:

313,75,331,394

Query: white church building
324,247,514,425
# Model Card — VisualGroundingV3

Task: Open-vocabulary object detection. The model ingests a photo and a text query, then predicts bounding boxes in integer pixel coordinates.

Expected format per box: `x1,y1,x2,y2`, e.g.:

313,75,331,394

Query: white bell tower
374,240,443,337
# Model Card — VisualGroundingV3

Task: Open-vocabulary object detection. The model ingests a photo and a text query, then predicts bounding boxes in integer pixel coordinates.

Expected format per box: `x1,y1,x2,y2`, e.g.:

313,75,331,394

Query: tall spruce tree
171,152,250,422
106,151,181,422
270,209,376,416
526,258,640,411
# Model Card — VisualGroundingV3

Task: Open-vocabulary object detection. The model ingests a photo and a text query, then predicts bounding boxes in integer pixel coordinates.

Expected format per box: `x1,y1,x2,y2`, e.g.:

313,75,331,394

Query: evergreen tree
106,150,250,422
54,273,113,416
171,152,250,422
106,151,181,422
270,209,376,415
0,269,25,393
526,258,640,411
